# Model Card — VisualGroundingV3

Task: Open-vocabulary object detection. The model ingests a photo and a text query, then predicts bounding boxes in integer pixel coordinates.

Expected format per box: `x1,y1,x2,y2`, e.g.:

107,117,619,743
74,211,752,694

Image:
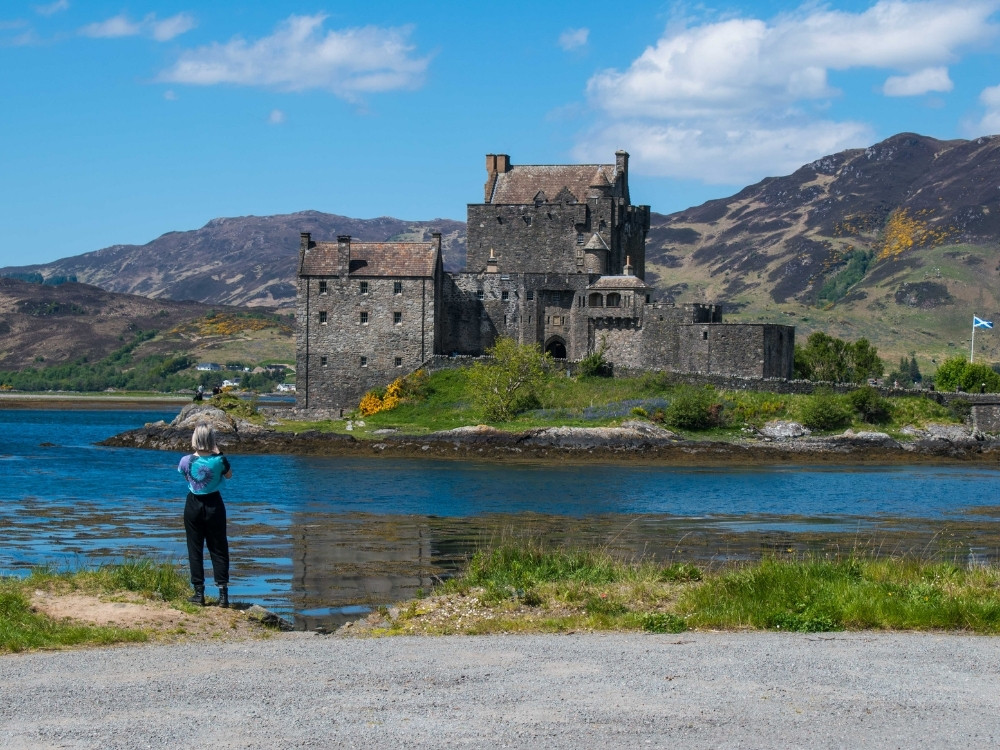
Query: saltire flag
974,316,994,329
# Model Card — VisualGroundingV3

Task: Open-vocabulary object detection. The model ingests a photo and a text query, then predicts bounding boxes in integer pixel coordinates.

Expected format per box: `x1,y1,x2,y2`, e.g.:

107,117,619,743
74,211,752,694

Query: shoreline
99,420,1000,466
0,393,189,410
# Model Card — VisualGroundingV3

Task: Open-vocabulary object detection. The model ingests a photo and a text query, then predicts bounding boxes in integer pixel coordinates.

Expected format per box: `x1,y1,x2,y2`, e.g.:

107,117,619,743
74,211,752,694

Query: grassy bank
0,559,191,653
280,368,960,439
381,541,1000,636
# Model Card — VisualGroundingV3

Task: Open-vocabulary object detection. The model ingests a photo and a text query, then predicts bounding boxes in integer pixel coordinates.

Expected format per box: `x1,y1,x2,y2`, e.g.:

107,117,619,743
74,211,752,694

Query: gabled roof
588,275,653,290
301,241,438,278
489,164,617,204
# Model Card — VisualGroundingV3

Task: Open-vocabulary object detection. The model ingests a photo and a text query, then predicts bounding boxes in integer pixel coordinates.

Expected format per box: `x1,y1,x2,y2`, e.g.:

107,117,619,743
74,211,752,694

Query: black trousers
183,491,230,587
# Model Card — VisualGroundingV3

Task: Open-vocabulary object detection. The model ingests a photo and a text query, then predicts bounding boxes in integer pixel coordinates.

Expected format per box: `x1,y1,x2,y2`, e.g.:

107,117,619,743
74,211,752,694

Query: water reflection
4,408,1000,631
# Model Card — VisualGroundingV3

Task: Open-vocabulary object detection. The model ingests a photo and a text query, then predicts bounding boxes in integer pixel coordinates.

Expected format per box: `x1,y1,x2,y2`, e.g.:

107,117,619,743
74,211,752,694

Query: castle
296,151,794,411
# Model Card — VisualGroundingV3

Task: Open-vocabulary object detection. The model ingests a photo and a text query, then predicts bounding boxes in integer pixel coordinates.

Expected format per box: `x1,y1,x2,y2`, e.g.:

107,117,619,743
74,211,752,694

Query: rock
759,420,810,439
245,604,294,631
924,423,974,441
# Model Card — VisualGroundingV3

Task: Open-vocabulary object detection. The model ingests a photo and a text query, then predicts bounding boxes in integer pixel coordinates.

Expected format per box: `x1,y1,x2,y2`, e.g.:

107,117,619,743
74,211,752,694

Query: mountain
1,212,466,309
643,133,1000,365
6,132,1000,368
0,278,291,370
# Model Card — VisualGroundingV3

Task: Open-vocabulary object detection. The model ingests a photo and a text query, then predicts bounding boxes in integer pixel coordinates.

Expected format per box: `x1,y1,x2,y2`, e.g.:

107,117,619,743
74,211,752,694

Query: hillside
0,278,292,371
2,212,466,310
6,132,1000,371
645,133,1000,366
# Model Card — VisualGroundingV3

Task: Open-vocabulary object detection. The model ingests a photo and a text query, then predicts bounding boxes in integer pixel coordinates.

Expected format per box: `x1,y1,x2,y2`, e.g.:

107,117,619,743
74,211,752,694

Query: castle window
395,357,402,368
576,233,585,245
607,293,621,307
477,289,484,300
319,311,328,325
393,311,402,325
702,330,709,340
527,290,534,301
589,293,603,307
320,356,328,367
318,280,328,295
501,291,509,301
394,280,402,295
360,311,368,325
359,281,369,295
599,220,606,230
646,294,651,303
360,356,368,367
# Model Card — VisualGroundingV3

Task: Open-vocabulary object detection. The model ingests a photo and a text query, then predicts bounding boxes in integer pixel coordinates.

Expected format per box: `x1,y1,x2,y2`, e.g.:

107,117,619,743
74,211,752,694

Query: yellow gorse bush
876,208,955,261
358,369,428,416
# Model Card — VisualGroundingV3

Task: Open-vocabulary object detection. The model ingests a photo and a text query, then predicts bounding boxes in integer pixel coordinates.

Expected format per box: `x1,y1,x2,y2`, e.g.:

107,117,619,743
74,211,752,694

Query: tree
468,337,551,422
933,357,1000,393
794,332,884,384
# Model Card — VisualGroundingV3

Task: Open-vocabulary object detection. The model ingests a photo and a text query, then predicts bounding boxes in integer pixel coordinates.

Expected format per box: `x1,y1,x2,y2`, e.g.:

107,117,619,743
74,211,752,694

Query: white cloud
580,1,1000,183
558,28,589,51
34,0,69,16
268,109,286,124
975,84,1000,133
151,13,196,42
80,12,196,41
157,14,430,100
163,89,178,101
80,14,141,38
883,67,953,96
573,119,875,185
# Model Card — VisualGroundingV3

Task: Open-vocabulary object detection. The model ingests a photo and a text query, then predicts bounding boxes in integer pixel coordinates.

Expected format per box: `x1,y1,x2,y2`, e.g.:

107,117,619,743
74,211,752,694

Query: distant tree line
1,272,78,285
0,329,287,393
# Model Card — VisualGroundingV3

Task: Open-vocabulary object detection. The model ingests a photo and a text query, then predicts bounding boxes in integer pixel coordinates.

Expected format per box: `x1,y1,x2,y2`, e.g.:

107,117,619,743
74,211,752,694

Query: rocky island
98,403,1000,465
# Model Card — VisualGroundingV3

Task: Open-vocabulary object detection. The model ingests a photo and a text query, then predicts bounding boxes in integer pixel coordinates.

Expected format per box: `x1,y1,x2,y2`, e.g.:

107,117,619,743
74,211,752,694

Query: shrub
800,389,852,430
847,386,891,424
578,338,612,378
468,338,551,422
665,385,722,430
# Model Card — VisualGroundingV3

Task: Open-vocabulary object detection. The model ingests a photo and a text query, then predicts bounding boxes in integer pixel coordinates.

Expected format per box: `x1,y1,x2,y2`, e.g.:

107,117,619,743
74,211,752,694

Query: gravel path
2,631,999,748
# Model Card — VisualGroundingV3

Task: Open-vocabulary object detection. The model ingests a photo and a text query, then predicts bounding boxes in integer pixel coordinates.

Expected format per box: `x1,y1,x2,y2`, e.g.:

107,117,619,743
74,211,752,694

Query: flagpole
972,315,976,363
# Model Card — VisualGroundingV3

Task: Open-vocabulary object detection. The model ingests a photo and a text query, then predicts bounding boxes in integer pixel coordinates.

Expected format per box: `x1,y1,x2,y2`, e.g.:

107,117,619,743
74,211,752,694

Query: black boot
218,586,229,608
188,585,205,606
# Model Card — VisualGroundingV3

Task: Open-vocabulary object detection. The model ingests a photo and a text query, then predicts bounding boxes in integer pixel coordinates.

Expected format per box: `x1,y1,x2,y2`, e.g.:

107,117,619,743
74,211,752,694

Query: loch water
2,407,1000,630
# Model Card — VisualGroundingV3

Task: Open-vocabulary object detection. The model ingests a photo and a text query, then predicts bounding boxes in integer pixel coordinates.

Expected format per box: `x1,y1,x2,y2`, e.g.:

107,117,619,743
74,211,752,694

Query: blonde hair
191,423,218,453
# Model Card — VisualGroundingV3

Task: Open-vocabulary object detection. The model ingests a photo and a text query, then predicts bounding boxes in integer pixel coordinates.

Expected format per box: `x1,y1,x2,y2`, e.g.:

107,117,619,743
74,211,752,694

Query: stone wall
297,274,438,412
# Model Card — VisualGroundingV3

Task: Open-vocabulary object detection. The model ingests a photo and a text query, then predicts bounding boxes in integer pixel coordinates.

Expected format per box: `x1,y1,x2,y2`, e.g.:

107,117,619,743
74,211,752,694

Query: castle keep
296,152,794,411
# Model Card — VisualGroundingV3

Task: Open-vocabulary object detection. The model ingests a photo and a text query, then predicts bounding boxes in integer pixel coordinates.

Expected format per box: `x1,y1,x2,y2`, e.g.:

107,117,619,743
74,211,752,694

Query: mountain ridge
6,132,1000,367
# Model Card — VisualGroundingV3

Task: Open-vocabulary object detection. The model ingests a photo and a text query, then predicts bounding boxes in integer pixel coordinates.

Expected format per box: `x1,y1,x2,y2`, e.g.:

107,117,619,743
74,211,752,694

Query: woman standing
178,423,233,607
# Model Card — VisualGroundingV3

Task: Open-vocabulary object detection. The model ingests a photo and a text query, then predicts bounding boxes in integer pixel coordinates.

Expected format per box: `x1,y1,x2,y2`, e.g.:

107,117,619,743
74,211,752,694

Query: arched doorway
545,337,567,359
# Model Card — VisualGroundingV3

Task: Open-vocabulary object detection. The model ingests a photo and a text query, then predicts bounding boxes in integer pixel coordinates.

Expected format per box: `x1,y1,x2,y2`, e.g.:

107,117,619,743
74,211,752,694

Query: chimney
615,150,630,203
624,255,633,276
298,232,311,273
337,235,351,277
431,231,442,253
486,248,499,273
484,154,498,202
496,154,510,173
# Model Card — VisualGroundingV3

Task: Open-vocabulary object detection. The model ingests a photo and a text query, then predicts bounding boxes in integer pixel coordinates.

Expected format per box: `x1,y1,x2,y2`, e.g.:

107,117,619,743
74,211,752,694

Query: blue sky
3,1,1000,267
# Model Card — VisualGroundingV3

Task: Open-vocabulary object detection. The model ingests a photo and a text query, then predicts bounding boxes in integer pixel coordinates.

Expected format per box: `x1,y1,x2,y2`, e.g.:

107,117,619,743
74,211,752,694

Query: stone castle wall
297,274,438,411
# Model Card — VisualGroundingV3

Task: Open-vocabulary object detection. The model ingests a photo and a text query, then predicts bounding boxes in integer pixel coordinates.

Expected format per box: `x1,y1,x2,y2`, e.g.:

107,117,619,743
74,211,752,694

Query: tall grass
408,541,1000,635
0,559,191,653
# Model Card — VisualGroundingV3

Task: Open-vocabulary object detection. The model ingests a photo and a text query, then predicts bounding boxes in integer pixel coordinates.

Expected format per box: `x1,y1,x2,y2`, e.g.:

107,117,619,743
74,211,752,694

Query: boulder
759,420,810,439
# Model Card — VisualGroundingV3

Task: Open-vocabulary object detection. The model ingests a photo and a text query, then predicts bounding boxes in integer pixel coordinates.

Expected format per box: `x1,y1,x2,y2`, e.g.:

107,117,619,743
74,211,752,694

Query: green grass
0,559,192,653
392,541,1000,635
0,582,148,652
285,368,962,439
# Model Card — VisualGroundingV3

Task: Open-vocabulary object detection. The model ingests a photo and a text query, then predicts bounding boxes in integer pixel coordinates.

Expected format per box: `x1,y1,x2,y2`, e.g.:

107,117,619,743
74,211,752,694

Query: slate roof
588,274,652,290
489,164,617,204
301,241,438,278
